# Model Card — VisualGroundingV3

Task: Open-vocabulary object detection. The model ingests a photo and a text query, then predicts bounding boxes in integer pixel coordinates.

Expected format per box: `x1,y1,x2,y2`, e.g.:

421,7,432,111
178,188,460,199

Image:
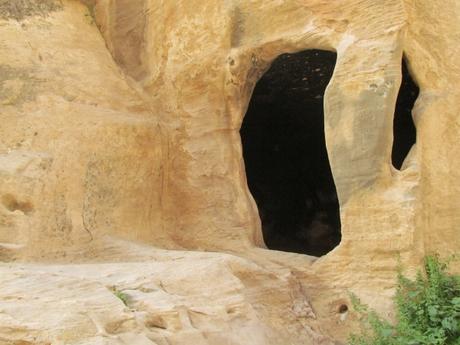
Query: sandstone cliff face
0,0,459,344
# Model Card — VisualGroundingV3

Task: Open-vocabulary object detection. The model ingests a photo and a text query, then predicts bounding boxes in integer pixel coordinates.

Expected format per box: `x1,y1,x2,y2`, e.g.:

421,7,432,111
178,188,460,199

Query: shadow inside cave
240,49,340,257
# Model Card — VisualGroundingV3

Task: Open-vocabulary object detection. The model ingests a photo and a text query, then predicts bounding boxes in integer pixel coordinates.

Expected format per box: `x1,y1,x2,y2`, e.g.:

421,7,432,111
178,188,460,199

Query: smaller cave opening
240,49,340,257
392,58,419,170
338,304,349,314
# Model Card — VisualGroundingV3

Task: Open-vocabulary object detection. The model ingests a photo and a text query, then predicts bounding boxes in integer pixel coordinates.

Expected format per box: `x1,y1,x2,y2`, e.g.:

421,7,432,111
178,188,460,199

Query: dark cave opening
240,50,340,256
392,58,419,170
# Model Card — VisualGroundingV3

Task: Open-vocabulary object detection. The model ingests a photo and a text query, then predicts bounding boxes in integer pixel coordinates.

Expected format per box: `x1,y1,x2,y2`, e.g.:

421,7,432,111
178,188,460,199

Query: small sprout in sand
111,287,129,306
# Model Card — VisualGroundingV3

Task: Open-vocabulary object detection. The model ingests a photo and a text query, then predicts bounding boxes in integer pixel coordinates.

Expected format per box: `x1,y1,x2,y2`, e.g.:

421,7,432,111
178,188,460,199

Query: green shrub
350,255,460,345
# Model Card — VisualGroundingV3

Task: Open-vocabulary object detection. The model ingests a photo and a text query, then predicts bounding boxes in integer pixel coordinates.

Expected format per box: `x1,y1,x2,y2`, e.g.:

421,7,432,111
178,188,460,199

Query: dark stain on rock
2,194,34,214
0,0,63,21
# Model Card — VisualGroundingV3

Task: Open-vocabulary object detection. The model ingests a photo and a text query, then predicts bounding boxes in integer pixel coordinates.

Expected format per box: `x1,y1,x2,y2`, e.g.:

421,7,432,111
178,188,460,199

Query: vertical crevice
392,58,419,170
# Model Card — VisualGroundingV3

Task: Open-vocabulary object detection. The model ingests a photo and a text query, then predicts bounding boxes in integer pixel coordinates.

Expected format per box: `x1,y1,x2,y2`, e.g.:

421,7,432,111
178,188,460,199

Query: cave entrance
240,49,340,256
392,58,419,170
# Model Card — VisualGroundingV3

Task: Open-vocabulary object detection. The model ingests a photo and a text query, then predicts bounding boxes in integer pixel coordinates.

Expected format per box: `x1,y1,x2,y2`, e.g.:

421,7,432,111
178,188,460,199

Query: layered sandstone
0,0,459,344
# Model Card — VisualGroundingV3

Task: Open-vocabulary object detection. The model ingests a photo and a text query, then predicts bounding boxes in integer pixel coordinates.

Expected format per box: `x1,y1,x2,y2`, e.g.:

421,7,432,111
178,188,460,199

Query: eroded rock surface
1,0,459,343
0,239,336,345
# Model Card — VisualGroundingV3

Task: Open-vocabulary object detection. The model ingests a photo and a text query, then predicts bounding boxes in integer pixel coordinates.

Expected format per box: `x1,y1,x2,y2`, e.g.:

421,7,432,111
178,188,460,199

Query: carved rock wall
0,0,459,343
94,0,460,280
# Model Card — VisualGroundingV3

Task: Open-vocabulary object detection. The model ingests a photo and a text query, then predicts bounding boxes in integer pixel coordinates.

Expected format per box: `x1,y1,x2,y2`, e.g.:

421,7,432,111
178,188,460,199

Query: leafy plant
349,255,460,345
